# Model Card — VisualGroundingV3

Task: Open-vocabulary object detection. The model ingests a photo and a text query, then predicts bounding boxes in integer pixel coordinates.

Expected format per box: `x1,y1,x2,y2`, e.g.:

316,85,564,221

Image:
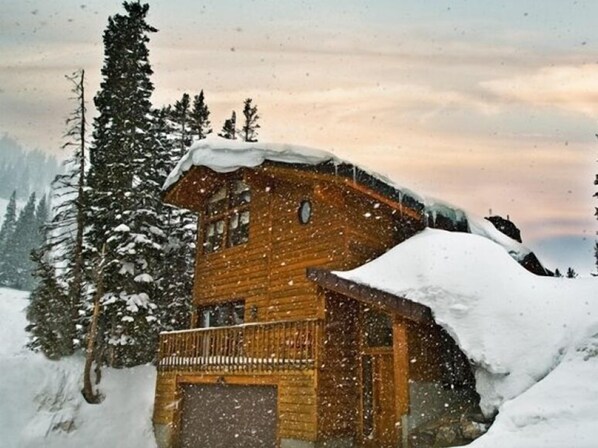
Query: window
363,309,393,347
203,180,251,254
298,200,312,224
199,301,245,328
361,355,374,437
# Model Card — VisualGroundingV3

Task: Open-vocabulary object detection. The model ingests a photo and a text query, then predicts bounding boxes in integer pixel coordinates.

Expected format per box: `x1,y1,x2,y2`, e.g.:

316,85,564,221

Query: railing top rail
160,317,321,336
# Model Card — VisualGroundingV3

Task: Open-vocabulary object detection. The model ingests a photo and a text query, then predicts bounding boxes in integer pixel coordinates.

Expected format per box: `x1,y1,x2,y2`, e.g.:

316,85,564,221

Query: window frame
202,178,251,254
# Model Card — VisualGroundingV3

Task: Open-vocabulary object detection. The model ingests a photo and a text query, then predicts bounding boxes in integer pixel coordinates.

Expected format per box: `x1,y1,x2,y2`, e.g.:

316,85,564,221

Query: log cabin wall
318,293,360,440
191,170,418,323
158,165,428,446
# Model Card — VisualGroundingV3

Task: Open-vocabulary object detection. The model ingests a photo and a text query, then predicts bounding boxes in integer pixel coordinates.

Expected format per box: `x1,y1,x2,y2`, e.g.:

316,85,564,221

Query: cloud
481,64,598,116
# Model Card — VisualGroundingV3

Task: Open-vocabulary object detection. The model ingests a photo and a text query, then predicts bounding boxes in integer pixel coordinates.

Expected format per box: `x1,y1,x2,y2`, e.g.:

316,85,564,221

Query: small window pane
231,180,251,206
228,210,250,246
199,301,245,328
207,186,228,216
204,219,225,253
362,355,374,437
364,309,393,347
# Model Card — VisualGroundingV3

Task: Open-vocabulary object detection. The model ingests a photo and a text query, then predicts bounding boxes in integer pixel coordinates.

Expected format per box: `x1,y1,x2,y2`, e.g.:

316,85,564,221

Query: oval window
298,200,312,224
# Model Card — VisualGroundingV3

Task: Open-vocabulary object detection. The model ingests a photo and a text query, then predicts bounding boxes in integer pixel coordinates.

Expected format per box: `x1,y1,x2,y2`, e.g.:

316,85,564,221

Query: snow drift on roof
336,229,598,447
163,137,338,191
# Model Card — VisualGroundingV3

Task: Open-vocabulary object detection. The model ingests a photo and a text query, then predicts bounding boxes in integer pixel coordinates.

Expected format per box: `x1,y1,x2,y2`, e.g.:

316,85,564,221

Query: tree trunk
82,246,104,404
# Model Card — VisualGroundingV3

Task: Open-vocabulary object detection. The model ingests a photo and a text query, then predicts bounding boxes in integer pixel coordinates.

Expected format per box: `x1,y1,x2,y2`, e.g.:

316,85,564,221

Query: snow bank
0,288,157,448
424,197,531,262
336,229,598,447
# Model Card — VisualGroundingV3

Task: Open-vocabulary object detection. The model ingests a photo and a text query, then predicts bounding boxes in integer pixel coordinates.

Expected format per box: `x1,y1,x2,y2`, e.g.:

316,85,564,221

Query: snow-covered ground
0,288,157,448
338,229,598,448
1,229,597,447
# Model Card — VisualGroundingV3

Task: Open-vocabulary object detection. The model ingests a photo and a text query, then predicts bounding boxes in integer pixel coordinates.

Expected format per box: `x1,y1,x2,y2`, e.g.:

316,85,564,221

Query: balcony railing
157,319,320,372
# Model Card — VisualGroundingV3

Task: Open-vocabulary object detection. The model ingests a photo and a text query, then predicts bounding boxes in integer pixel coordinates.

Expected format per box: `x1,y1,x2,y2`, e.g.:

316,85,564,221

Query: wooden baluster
193,331,201,369
184,333,189,369
282,322,287,371
260,324,264,371
215,329,220,370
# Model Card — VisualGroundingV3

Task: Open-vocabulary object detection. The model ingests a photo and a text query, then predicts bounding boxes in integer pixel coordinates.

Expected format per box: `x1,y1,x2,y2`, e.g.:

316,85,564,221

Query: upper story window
198,300,245,328
203,180,251,254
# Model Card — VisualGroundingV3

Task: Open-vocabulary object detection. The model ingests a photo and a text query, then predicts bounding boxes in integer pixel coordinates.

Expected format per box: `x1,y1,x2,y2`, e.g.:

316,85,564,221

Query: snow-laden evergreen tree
34,195,49,248
566,267,578,278
153,107,196,331
190,90,212,140
219,111,237,140
0,190,17,284
26,248,71,359
170,93,192,156
554,268,562,278
5,193,37,290
27,70,89,357
240,98,260,142
85,1,163,367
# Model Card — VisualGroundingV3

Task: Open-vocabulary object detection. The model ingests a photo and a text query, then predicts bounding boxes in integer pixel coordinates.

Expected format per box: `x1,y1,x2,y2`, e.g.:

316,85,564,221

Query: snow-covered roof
335,229,598,447
163,137,340,190
164,137,534,263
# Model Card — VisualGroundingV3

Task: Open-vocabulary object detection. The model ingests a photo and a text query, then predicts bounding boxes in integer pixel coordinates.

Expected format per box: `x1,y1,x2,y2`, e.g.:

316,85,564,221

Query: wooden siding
318,293,360,439
158,164,428,446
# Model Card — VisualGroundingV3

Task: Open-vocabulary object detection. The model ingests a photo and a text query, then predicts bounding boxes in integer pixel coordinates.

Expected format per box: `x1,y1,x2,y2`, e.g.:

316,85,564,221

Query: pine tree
26,248,71,359
566,267,578,279
189,90,212,140
27,70,88,357
0,190,18,284
153,107,196,332
85,2,163,367
554,268,562,278
34,195,49,249
240,98,260,142
219,111,237,140
5,193,37,289
170,93,192,157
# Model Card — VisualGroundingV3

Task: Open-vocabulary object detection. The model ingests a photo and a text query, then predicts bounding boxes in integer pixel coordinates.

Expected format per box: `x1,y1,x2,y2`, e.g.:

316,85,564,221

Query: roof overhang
163,160,426,222
306,267,433,324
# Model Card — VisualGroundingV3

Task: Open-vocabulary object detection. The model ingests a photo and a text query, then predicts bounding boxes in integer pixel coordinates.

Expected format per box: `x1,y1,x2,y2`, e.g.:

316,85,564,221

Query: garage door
179,384,278,448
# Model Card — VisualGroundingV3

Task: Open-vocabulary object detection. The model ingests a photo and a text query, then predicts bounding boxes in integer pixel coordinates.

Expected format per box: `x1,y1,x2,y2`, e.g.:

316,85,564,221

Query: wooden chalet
152,141,542,448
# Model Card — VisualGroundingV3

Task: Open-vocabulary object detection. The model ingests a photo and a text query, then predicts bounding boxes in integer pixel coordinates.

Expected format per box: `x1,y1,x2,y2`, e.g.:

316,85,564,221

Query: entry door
178,384,277,448
361,350,396,448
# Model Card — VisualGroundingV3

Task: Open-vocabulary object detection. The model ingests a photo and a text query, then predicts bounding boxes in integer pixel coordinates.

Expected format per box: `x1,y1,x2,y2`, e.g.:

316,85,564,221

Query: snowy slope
337,229,598,448
0,288,157,448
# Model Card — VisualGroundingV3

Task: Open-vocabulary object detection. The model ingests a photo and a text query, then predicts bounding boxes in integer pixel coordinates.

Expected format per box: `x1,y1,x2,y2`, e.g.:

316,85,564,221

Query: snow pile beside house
337,229,598,447
0,288,157,448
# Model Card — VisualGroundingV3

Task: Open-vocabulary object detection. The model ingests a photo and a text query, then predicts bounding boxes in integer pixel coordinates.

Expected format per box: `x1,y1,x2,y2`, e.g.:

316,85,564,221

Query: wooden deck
157,319,321,372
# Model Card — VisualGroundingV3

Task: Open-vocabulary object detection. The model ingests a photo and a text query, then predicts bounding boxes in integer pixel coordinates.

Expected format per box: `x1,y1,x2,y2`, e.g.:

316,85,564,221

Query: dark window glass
364,309,393,347
228,210,250,246
203,180,251,254
231,180,251,206
362,355,374,437
199,301,245,328
204,219,225,253
206,186,228,217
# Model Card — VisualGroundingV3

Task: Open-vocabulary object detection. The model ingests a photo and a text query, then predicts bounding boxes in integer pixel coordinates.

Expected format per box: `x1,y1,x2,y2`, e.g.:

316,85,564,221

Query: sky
0,0,597,274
